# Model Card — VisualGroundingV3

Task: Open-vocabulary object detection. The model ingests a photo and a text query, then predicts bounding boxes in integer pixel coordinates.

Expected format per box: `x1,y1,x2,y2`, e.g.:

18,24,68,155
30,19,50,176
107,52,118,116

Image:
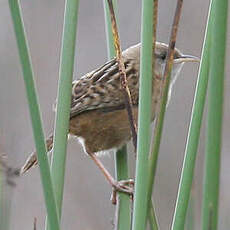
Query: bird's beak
174,55,200,64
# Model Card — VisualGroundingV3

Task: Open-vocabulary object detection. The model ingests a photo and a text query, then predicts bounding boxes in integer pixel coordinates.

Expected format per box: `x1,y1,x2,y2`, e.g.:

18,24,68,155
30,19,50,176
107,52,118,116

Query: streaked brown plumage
21,42,199,183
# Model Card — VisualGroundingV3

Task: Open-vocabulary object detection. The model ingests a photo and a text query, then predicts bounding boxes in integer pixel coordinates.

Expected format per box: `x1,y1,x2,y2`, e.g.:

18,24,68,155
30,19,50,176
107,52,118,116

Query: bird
20,42,199,194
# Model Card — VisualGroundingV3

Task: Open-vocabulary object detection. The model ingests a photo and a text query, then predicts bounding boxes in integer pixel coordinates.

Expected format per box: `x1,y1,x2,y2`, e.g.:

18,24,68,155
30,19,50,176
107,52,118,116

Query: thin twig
161,0,183,90
152,0,158,65
151,0,158,133
148,1,160,229
107,0,137,152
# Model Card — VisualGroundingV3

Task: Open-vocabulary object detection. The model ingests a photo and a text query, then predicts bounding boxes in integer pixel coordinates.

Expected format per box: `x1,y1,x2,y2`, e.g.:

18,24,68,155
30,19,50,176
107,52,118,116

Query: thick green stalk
171,2,212,229
8,1,60,229
51,0,79,218
149,202,159,230
185,185,195,230
103,1,131,230
114,146,131,230
46,0,79,229
103,0,117,58
132,0,154,229
201,0,228,229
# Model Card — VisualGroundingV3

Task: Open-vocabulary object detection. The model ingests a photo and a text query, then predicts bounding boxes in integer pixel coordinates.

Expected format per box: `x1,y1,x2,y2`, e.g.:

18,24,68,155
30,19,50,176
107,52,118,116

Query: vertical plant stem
103,1,131,230
132,0,154,229
8,1,60,229
149,202,159,230
103,0,117,58
171,2,213,229
46,0,79,229
185,184,195,230
114,146,131,230
147,1,159,229
148,0,183,204
50,0,79,219
147,1,183,229
201,0,228,229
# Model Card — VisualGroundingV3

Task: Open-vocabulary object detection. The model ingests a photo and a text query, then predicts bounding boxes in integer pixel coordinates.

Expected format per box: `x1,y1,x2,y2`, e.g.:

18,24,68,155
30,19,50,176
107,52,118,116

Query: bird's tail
20,134,54,175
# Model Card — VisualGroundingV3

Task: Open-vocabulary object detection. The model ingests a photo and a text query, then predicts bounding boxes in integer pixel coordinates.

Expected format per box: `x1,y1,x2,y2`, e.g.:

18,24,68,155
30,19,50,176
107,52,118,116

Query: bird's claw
111,179,134,205
119,179,134,187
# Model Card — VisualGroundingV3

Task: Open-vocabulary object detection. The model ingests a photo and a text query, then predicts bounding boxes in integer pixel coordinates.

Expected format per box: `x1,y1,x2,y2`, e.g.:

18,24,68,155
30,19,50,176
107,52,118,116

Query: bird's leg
88,152,134,204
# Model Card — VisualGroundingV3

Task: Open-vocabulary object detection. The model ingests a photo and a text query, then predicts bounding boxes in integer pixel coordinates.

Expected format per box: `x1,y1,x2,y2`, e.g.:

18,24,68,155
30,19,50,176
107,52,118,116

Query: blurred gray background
0,0,229,229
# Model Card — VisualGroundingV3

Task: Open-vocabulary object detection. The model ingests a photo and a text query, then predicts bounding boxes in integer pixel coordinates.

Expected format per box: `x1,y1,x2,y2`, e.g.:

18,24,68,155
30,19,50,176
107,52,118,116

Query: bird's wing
70,58,139,118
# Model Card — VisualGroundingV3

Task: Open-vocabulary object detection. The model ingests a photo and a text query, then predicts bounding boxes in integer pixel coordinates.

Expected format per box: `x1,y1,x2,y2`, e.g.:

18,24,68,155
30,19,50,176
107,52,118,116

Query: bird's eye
160,52,167,60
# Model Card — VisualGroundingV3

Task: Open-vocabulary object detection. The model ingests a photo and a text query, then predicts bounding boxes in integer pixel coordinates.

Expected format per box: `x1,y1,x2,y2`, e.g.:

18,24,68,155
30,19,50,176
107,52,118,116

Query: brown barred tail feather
20,135,54,175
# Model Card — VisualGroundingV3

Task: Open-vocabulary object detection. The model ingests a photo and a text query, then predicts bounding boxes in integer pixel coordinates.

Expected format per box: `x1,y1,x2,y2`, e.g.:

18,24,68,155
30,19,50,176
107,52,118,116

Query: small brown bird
21,42,198,193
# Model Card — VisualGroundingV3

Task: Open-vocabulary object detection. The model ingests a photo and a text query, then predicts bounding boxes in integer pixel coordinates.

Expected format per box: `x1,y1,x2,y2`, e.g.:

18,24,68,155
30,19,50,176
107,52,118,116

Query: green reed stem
103,1,131,229
147,0,184,229
50,0,79,218
185,184,195,230
46,0,79,229
201,0,228,229
171,2,212,229
103,0,117,58
8,1,60,229
132,0,154,229
149,202,159,230
114,146,131,230
148,0,183,204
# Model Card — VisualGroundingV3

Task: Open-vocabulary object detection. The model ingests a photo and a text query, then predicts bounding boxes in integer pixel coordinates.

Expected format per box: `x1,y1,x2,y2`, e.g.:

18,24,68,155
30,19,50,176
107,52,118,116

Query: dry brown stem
107,0,137,152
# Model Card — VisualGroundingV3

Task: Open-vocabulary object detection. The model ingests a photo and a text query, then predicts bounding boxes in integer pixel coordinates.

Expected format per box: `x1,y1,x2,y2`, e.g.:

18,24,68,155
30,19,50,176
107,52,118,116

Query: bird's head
154,42,199,83
123,42,199,104
123,42,199,83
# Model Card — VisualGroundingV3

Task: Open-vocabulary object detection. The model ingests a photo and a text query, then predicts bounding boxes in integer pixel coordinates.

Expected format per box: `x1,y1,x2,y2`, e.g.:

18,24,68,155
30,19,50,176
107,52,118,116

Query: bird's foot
111,179,134,205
